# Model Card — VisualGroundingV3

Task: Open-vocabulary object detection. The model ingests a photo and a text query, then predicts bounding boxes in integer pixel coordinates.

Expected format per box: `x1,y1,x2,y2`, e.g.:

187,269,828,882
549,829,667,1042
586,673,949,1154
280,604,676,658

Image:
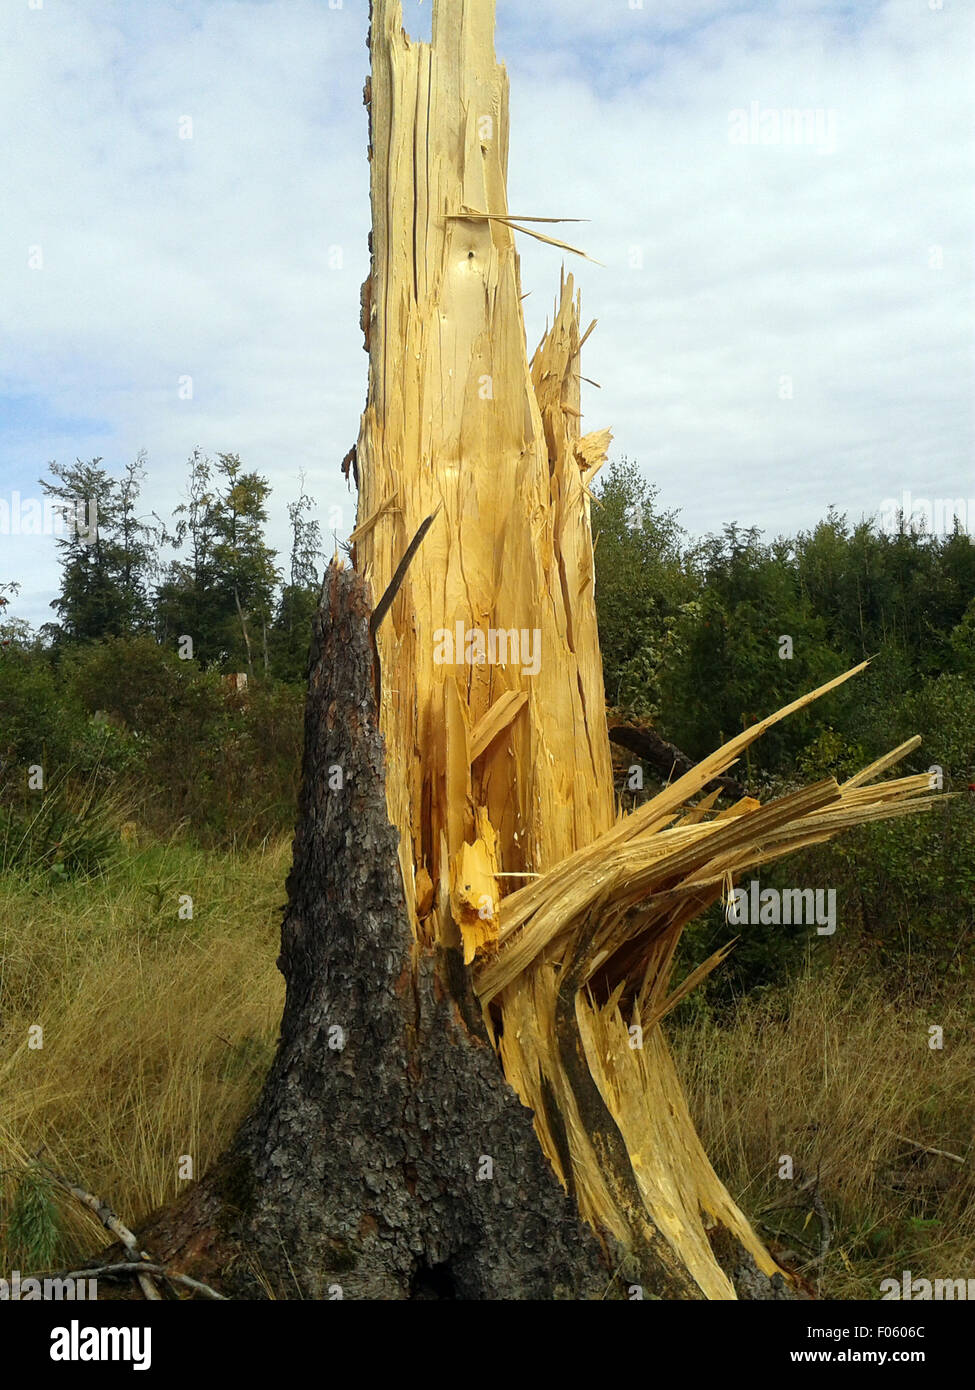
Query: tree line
2,451,973,992
595,456,975,782
31,450,328,683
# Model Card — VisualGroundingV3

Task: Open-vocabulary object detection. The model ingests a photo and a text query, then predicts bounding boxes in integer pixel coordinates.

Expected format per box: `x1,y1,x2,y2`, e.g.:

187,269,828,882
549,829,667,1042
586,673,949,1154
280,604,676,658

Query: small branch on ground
889,1133,966,1164
34,1156,162,1301
809,1176,831,1297
40,1262,227,1301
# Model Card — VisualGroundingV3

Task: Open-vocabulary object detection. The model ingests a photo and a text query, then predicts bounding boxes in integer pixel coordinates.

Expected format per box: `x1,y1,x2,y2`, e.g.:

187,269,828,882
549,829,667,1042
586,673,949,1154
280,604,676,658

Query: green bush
0,648,85,778
60,634,186,731
0,638,304,853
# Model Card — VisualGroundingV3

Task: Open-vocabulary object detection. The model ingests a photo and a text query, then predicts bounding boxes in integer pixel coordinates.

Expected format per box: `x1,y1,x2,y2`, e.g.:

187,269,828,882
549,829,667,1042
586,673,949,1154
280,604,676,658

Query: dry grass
0,835,285,1266
671,964,975,1298
2,829,970,1298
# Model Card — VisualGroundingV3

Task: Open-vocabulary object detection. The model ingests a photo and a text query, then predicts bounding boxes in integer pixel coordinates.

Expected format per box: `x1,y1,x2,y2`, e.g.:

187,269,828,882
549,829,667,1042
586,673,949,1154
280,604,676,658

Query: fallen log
609,722,748,799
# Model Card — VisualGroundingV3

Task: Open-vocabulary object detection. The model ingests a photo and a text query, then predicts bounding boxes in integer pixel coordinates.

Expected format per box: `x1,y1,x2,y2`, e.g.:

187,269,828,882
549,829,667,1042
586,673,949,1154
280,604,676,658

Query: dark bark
137,563,624,1299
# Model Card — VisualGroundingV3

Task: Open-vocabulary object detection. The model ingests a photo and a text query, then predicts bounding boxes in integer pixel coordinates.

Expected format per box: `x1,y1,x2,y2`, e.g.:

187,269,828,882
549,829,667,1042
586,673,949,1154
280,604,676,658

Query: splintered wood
353,0,935,1298
356,0,614,947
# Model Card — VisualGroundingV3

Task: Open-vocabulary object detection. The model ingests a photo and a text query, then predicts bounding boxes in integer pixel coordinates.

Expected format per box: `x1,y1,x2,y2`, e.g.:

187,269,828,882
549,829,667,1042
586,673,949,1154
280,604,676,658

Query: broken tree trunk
134,564,623,1298
353,0,753,1297
349,0,934,1300
126,0,935,1300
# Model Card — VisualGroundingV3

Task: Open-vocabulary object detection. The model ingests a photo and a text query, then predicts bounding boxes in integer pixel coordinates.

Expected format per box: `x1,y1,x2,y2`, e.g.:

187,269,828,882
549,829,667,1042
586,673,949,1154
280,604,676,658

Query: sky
2,0,973,630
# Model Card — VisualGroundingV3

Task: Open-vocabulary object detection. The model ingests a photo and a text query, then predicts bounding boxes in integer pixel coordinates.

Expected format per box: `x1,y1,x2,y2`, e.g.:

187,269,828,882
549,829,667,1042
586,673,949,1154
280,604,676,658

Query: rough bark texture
136,565,629,1299
244,565,629,1297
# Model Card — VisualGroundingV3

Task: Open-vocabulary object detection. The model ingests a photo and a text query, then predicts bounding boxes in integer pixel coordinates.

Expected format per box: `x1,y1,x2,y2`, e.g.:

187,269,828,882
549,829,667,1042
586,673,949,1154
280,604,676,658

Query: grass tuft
0,834,285,1270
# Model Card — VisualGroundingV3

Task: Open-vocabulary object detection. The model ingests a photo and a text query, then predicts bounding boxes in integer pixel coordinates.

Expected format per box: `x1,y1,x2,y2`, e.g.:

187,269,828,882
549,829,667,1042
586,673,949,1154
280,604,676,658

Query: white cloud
1,0,972,627
508,0,974,535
